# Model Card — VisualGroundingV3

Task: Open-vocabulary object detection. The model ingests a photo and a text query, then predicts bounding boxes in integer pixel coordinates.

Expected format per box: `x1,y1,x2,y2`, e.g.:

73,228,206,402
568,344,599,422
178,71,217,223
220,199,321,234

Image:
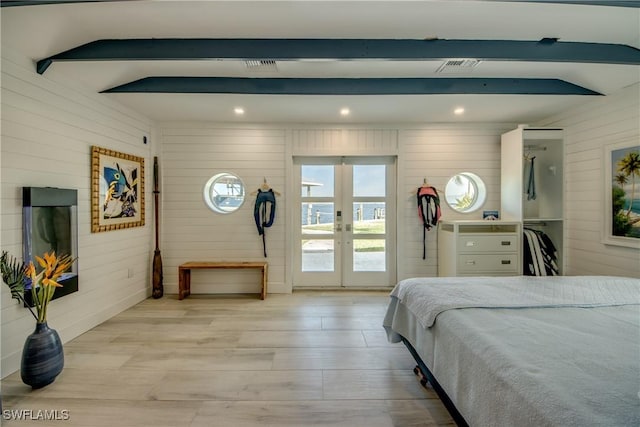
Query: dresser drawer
457,234,518,253
457,254,519,273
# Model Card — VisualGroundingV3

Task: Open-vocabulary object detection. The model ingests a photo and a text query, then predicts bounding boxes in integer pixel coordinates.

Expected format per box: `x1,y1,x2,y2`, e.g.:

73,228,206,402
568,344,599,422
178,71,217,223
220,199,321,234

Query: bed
383,275,640,427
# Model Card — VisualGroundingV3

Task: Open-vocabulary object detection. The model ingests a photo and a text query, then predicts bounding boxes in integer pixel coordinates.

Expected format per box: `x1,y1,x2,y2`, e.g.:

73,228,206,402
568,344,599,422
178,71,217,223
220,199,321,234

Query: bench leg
261,264,268,300
178,268,191,300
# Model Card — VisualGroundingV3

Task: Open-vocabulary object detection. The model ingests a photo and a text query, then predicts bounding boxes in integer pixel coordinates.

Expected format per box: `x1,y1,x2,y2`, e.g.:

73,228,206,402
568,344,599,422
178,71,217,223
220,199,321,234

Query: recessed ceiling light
234,107,245,115
454,107,465,115
340,108,350,116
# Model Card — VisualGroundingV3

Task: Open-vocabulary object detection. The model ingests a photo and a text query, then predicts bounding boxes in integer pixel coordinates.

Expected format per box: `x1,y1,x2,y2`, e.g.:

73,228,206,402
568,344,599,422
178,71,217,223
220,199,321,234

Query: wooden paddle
152,156,163,298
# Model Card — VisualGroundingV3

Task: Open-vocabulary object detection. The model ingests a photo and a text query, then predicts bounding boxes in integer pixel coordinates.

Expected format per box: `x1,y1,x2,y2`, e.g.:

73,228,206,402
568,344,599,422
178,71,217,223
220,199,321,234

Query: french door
293,156,396,288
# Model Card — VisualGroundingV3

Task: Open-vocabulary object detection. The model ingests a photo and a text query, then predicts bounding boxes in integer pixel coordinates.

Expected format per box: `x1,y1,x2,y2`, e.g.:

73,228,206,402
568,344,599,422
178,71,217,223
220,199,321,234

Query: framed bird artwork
91,146,145,233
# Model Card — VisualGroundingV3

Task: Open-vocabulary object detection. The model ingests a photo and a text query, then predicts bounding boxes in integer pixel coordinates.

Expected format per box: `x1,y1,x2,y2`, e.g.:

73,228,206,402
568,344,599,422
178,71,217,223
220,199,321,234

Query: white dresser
437,220,521,277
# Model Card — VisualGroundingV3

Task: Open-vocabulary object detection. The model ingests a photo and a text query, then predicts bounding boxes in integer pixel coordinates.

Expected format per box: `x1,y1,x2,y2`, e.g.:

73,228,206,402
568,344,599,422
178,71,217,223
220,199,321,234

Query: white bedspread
390,275,640,328
385,275,640,426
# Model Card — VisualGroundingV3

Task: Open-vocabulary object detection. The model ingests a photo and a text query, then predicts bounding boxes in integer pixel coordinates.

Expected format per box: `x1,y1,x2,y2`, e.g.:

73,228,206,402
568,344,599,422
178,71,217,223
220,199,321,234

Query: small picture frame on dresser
483,210,499,220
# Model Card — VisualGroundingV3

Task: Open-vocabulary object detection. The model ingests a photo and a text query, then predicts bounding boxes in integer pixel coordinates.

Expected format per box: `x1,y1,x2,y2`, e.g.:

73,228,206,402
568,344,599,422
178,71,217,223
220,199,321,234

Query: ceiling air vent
244,60,278,71
436,59,480,74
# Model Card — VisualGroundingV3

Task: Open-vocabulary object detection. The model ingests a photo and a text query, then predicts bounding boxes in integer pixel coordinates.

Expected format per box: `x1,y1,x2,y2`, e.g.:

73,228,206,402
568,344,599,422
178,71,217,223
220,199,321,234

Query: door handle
345,224,352,232
336,224,342,232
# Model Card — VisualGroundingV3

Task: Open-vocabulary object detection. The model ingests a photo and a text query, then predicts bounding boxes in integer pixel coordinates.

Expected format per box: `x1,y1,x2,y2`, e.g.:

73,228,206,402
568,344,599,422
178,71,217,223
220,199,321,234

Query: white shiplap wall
159,123,287,295
290,128,398,156
1,50,155,376
159,123,514,291
537,83,640,278
397,124,514,279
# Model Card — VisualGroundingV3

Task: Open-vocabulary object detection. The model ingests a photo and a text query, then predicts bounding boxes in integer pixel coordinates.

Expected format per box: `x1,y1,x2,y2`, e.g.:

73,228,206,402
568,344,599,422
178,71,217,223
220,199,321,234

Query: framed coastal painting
91,146,145,233
603,141,640,248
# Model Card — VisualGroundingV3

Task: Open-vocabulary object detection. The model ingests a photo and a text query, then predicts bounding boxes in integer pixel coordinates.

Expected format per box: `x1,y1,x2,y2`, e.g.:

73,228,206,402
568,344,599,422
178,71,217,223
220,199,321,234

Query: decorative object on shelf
152,156,163,299
1,250,75,388
91,146,145,233
483,210,499,220
604,141,640,248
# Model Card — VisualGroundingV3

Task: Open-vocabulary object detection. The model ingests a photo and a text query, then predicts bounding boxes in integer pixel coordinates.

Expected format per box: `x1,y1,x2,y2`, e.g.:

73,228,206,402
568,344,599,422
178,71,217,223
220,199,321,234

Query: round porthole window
203,172,246,214
444,172,487,213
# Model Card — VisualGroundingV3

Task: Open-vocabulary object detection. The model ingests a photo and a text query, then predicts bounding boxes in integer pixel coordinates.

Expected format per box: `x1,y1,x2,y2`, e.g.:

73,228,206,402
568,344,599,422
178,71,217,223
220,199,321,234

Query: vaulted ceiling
2,0,639,123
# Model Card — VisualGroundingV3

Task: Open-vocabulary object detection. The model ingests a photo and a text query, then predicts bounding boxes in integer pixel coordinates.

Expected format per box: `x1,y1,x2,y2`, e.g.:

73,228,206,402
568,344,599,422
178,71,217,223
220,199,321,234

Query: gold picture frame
91,146,145,233
603,140,640,248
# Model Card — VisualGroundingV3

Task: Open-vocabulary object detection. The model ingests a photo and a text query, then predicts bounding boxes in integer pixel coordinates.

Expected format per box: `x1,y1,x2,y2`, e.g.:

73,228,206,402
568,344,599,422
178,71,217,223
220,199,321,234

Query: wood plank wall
159,123,287,295
159,124,514,290
537,83,640,278
398,125,512,279
1,50,154,376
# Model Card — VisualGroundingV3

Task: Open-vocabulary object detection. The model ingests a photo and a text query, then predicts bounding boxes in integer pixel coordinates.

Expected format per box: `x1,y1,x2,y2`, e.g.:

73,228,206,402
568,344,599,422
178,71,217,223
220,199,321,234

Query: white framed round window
444,172,487,213
203,172,246,214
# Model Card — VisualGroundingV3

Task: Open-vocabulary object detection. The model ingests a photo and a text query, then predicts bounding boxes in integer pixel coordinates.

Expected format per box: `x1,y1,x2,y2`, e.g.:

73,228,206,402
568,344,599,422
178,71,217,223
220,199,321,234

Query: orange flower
27,251,76,323
25,263,37,280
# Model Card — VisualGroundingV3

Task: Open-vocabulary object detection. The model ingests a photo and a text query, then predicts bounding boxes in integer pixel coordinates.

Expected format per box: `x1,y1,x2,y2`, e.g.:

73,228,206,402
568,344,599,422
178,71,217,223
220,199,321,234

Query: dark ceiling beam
36,38,640,74
101,77,602,96
1,0,133,6
482,0,640,6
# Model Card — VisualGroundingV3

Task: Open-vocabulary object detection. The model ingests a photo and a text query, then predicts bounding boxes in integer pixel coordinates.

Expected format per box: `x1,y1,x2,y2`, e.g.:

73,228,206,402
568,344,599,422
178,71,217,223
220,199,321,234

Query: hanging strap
261,200,268,257
423,223,427,260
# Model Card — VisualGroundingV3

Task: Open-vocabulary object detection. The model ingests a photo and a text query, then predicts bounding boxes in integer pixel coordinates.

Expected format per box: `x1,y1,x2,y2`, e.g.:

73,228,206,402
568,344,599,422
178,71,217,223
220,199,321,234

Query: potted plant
1,250,74,388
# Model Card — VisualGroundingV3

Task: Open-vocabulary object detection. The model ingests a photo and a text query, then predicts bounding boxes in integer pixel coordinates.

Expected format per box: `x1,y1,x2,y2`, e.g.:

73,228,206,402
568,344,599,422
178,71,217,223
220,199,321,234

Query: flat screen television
23,187,78,304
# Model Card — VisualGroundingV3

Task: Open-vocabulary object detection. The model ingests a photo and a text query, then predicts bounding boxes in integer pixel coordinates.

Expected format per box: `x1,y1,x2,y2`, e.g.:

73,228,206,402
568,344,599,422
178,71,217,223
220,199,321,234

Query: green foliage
0,251,27,302
0,251,37,320
612,187,632,236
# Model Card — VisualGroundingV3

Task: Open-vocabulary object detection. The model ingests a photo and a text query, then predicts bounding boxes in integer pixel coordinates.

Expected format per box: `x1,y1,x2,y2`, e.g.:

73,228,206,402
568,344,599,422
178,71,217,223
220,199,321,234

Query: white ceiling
2,0,639,124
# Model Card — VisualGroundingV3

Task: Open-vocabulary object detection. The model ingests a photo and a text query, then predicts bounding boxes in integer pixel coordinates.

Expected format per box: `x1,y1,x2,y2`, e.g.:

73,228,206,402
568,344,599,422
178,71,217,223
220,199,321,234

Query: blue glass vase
21,322,64,389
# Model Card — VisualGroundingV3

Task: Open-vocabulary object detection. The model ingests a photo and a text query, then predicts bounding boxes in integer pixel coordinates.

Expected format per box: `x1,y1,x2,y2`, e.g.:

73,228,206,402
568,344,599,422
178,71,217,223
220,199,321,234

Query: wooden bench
178,261,268,300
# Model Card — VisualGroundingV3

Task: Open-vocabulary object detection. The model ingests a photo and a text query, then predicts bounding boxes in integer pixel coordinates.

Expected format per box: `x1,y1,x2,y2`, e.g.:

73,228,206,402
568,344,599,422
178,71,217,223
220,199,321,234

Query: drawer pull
501,260,511,265
465,241,476,247
465,260,476,265
501,241,511,246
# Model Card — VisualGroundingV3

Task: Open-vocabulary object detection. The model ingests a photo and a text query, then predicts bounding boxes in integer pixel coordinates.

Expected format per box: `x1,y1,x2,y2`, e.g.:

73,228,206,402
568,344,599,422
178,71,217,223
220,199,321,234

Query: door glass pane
353,165,385,197
301,165,334,197
353,239,386,271
301,202,334,233
302,240,334,271
353,202,385,234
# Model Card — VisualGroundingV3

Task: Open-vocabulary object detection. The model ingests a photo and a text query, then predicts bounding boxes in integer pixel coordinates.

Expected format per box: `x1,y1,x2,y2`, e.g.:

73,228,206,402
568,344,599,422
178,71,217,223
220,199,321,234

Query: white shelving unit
501,126,564,274
438,220,521,277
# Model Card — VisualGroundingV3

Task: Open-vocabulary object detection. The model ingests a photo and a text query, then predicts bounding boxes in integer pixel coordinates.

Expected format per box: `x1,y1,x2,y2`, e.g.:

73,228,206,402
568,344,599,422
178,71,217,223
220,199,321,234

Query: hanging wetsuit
417,186,441,260
523,228,558,276
254,189,276,257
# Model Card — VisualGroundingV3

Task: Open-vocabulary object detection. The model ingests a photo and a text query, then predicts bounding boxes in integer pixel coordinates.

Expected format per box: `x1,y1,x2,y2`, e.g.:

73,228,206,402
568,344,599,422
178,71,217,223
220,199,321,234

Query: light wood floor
2,291,454,426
